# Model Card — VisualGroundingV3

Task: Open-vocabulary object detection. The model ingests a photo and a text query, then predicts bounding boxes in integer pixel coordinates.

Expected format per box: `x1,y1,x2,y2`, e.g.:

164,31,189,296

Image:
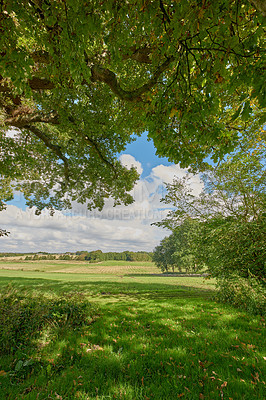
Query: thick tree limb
28,77,55,90
5,111,59,129
1,53,174,100
90,56,175,101
24,125,70,181
0,76,54,92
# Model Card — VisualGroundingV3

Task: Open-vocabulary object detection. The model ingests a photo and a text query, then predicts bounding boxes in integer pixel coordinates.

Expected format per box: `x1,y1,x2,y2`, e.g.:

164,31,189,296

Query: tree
153,234,178,273
171,218,202,273
0,0,265,214
154,143,266,281
85,249,103,261
153,218,201,273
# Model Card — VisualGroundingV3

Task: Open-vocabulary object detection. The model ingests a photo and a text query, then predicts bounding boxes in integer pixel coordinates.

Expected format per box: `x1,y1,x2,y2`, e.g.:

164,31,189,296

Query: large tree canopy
0,0,265,211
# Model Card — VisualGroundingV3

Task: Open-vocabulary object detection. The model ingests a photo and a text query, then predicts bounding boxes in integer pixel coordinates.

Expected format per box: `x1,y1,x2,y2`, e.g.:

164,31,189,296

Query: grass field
0,260,265,399
0,260,158,275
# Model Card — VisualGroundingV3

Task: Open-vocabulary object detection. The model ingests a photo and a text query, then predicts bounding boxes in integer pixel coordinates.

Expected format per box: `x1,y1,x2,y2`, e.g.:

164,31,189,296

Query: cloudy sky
1,133,203,253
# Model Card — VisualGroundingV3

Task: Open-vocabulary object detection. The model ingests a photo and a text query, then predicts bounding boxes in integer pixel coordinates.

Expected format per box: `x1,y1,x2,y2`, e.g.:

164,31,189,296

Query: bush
197,210,265,280
0,286,99,354
216,275,266,315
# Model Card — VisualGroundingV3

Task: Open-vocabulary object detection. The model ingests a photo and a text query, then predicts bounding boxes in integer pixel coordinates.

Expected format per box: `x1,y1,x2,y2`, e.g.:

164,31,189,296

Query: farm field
0,261,265,400
0,260,158,275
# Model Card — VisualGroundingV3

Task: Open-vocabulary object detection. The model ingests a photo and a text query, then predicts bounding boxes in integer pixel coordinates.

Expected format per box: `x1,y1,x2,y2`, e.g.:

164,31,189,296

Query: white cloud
150,164,203,196
120,154,143,175
1,155,203,253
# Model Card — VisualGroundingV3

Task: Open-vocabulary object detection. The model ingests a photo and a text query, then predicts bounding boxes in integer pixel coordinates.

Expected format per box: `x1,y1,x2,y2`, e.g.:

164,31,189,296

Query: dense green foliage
154,145,266,312
0,251,153,262
216,275,266,315
0,252,35,257
199,215,266,281
0,0,265,212
153,218,201,273
153,234,178,273
0,287,98,355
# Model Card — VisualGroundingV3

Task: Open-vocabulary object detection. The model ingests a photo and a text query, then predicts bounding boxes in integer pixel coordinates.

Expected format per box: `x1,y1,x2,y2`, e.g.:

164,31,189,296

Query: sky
1,132,203,253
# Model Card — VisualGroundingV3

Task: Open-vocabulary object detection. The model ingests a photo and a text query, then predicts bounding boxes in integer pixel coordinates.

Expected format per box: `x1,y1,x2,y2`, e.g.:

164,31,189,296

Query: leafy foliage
0,0,265,211
155,141,266,229
154,144,266,311
216,275,266,315
153,234,178,273
198,215,266,281
153,218,202,273
0,286,98,354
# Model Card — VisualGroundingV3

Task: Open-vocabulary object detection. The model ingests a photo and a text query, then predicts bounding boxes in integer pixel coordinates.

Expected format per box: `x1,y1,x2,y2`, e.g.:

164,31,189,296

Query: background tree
153,234,178,273
155,142,266,281
153,218,202,273
0,0,265,213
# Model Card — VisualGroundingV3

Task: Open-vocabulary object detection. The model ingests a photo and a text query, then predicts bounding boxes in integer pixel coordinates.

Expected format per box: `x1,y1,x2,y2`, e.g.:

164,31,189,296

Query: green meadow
0,260,265,399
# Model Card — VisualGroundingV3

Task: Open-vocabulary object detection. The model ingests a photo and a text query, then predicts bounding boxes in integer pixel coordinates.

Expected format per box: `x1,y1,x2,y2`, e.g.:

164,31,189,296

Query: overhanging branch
67,116,118,177
5,111,59,129
84,135,118,177
24,125,70,182
90,56,175,101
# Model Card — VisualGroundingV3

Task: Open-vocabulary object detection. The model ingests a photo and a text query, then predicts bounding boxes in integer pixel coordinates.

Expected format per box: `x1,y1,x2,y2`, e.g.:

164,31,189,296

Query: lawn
0,261,265,399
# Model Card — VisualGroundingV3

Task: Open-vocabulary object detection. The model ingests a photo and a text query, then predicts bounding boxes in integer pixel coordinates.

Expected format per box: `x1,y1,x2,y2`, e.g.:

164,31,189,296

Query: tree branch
24,125,70,182
28,77,55,90
85,135,118,177
2,53,174,100
159,0,171,24
5,110,59,129
67,116,118,177
90,56,175,101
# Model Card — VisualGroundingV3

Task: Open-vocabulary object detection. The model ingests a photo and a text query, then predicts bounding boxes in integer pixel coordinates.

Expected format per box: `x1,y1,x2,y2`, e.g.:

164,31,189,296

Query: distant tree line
14,251,152,262
25,254,58,261
76,250,152,262
0,252,35,257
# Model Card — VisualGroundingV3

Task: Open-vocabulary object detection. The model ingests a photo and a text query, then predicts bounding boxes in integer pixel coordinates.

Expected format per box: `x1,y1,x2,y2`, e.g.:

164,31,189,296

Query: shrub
216,275,266,315
200,216,266,282
0,286,99,354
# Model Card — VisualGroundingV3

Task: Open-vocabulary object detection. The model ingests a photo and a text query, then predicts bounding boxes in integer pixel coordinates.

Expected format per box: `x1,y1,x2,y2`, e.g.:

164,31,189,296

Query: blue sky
1,133,203,253
121,132,172,178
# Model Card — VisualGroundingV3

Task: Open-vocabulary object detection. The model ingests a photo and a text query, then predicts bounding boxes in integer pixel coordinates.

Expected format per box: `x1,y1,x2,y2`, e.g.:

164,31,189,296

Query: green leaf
241,101,252,121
